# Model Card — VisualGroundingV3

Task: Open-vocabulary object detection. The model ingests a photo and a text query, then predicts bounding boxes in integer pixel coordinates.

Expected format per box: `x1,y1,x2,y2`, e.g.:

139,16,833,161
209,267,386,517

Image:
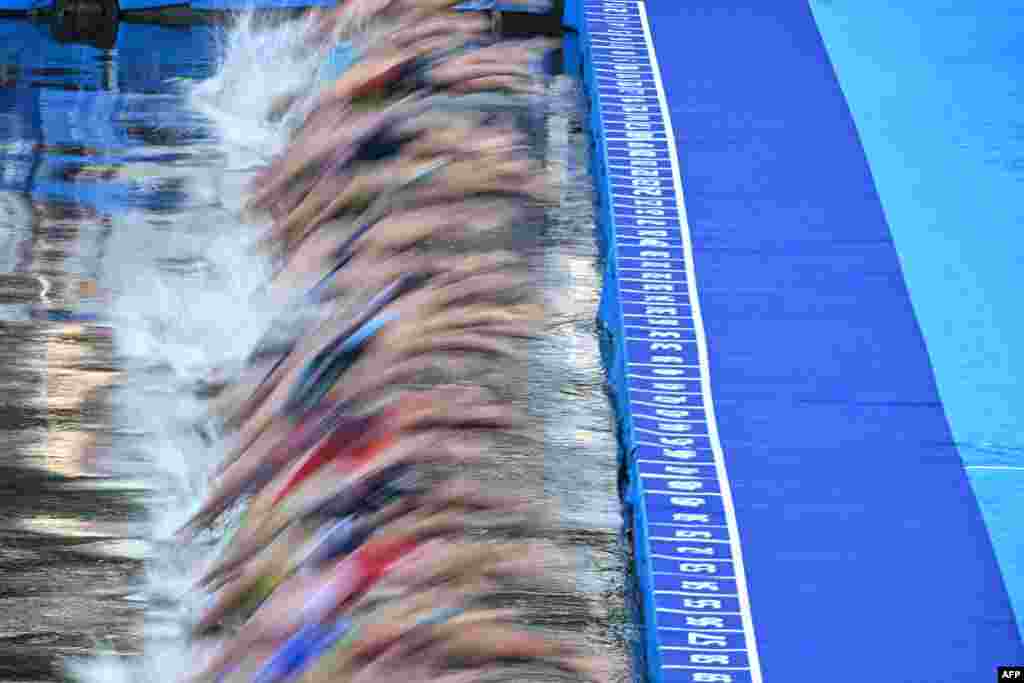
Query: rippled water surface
0,16,629,683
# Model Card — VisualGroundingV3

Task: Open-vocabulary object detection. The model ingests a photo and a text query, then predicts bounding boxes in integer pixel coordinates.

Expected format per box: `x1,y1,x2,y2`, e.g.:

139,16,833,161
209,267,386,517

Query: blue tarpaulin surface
573,1,1024,682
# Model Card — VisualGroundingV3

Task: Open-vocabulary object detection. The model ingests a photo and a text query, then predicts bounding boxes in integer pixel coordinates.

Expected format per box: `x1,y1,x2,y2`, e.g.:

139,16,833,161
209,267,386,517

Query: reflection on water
0,16,629,683
538,87,633,670
0,18,218,682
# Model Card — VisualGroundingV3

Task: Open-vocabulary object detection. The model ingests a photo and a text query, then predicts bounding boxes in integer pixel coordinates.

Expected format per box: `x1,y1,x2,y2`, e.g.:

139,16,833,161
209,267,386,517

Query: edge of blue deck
569,1,1023,682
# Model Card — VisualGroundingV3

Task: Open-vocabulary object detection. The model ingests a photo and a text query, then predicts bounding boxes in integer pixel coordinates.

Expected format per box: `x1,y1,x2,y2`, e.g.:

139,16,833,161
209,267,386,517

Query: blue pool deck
568,1,1024,681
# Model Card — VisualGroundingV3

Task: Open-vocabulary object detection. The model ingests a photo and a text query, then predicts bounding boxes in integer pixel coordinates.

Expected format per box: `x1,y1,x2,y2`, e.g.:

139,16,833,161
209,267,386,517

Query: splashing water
67,14,337,683
65,11,632,683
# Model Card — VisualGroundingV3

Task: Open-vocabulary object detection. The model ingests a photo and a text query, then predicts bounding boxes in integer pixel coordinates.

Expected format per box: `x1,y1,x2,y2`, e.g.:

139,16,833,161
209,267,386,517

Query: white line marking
660,646,747,652
638,475,720,481
629,4,765,680
635,440,713,450
634,428,711,438
622,319,694,326
657,625,743,632
632,413,708,423
965,465,1024,471
663,666,752,671
605,136,672,141
645,490,723,498
608,163,676,169
629,374,702,382
628,363,701,368
611,196,682,205
616,235,686,243
631,399,703,409
618,282,690,289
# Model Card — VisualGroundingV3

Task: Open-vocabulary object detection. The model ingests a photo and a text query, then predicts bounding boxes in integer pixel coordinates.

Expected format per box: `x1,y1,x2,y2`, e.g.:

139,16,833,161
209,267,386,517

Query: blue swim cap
250,617,353,683
284,309,399,416
320,42,360,84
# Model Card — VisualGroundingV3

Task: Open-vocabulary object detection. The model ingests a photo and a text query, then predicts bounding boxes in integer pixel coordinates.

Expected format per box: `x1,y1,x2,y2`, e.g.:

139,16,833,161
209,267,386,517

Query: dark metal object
50,0,120,49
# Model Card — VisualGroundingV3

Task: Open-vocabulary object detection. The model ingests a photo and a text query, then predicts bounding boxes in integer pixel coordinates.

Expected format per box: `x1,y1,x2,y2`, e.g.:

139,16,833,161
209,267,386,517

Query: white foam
69,12,322,683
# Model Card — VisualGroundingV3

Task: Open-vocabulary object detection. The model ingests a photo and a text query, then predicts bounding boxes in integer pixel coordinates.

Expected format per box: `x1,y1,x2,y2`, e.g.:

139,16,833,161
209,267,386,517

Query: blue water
0,19,219,219
812,1,1024,627
0,16,631,681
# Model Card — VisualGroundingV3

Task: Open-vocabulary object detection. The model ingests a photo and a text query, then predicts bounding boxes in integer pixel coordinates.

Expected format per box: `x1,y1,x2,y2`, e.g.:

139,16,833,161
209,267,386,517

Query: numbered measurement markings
580,2,764,682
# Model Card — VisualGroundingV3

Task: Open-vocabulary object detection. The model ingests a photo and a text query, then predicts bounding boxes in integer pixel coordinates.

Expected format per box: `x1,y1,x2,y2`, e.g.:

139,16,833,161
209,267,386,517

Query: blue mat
573,1,1024,682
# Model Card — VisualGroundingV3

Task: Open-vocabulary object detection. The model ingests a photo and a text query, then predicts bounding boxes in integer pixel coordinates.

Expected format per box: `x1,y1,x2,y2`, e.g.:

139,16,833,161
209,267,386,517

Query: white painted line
605,136,672,142
642,473,718,480
657,625,743,632
632,4,764,680
635,440,712,450
629,374,702,382
645,491,723,498
632,413,708,423
634,428,711,438
628,363,702,369
660,646,748,652
663,666,752,671
611,195,682,204
616,261,688,271
608,163,677,170
965,465,1024,471
631,399,704,409
614,278,688,286
623,318,695,324
647,528,737,532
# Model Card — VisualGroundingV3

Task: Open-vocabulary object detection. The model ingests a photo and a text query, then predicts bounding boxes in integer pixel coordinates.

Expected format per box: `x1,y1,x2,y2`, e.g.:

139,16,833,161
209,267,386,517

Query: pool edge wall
568,2,1024,683
568,3,762,681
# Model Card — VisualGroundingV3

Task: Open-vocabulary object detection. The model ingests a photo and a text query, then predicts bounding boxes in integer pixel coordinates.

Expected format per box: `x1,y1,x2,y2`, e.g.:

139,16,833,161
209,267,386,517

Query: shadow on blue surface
811,0,1024,627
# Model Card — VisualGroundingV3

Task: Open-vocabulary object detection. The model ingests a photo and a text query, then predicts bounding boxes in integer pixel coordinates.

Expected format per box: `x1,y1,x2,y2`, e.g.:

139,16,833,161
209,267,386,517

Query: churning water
0,13,630,683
